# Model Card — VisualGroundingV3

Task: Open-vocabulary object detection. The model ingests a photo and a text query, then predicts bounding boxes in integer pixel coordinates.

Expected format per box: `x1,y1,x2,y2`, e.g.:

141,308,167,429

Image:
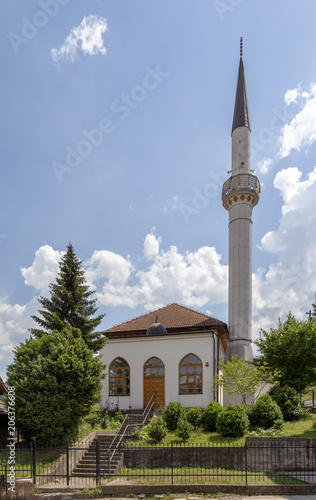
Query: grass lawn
117,466,305,485
128,413,316,447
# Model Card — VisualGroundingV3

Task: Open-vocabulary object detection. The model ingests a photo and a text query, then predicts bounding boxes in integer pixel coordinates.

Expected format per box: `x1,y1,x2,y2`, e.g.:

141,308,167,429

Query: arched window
179,353,203,394
109,357,130,396
144,357,165,377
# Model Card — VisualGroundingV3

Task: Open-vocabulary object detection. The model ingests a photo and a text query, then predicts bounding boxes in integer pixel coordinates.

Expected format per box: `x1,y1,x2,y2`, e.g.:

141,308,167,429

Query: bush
249,394,283,430
146,416,168,442
186,407,202,429
162,402,186,431
216,404,249,438
130,428,148,442
201,402,223,432
175,418,193,442
269,385,301,421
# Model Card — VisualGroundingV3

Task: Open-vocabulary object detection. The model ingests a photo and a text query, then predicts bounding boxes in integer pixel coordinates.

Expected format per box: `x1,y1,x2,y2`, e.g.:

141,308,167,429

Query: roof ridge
104,302,225,333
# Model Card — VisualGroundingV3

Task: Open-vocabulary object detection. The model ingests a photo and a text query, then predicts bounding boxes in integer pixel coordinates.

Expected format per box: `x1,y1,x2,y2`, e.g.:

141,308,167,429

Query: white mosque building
100,40,260,410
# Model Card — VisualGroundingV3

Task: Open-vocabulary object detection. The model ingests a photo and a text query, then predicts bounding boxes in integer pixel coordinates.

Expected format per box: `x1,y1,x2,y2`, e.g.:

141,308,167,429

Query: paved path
66,496,316,500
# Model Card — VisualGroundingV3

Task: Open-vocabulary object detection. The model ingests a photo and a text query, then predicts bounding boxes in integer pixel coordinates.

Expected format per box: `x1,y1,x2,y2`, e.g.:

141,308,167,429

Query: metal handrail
222,173,260,200
107,393,156,475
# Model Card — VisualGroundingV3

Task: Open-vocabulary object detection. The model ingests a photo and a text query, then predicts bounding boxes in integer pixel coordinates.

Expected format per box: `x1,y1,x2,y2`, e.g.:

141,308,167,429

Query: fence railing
0,438,315,487
118,439,316,486
0,462,7,500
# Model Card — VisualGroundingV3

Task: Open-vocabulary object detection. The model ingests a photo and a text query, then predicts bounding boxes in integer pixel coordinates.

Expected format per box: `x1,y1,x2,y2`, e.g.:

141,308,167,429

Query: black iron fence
0,438,314,487
118,438,316,486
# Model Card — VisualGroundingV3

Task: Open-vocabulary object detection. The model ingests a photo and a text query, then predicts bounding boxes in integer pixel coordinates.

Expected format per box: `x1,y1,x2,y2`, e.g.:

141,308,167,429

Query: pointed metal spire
232,37,251,134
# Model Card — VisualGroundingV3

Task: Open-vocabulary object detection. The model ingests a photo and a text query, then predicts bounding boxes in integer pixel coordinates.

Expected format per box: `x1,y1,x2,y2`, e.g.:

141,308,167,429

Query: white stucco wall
100,332,217,410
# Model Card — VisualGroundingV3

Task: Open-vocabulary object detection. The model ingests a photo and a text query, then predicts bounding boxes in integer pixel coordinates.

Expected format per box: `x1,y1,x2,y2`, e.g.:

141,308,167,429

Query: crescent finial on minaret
240,37,243,58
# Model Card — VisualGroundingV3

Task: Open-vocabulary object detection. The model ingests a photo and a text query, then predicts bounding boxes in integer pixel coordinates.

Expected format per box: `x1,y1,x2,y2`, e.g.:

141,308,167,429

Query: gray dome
146,315,167,336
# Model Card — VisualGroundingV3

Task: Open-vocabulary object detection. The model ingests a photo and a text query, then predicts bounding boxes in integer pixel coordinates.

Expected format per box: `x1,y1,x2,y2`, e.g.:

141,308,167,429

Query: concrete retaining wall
123,437,316,472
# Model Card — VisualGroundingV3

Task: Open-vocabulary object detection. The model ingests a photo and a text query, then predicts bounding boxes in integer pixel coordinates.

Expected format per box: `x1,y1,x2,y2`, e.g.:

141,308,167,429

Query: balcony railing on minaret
222,173,260,210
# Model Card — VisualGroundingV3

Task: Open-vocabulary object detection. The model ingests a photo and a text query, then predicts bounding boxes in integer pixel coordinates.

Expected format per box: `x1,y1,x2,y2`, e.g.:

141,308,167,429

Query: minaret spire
222,39,260,372
232,37,251,134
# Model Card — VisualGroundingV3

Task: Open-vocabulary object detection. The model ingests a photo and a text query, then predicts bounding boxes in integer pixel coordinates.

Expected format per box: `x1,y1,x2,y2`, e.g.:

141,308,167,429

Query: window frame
109,357,131,397
179,353,203,395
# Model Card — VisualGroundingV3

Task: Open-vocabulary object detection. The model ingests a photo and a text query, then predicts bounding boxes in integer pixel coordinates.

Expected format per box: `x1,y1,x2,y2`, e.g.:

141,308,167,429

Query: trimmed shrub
249,394,283,430
269,385,301,421
162,402,186,431
175,418,194,442
201,402,223,432
146,416,168,442
216,404,249,438
186,407,202,429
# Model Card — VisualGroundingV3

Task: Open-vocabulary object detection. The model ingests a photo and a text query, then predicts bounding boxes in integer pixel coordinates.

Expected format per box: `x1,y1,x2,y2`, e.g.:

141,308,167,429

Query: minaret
222,38,260,362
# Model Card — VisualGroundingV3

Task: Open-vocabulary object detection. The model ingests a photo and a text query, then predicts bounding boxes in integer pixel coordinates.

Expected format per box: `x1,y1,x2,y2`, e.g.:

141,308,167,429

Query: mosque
100,40,261,409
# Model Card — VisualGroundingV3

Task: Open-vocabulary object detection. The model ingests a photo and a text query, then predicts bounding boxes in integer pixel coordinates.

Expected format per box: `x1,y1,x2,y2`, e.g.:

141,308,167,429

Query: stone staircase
72,397,156,479
72,432,122,478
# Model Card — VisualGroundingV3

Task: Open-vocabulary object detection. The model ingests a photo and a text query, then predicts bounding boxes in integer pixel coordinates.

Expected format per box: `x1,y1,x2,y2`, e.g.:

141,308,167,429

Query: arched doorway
143,356,165,408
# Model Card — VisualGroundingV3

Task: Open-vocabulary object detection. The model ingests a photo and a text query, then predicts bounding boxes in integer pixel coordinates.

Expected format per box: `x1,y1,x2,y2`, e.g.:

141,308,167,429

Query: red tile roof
0,376,6,395
105,303,227,337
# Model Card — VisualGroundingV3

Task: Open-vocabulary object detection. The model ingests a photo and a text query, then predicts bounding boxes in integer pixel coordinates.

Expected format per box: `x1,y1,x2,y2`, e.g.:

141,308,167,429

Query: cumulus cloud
256,158,273,175
253,165,316,337
21,245,63,295
51,15,108,63
143,229,161,260
278,84,316,158
284,88,299,105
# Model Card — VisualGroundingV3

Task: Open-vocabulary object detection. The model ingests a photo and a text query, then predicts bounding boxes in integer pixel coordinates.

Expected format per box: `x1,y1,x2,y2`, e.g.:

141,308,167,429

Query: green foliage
269,385,301,422
186,407,202,429
162,401,186,431
200,401,223,432
130,428,148,442
312,292,316,322
175,418,193,442
249,394,284,430
146,416,168,442
214,355,276,405
30,243,106,353
6,325,104,445
255,313,316,392
216,404,249,438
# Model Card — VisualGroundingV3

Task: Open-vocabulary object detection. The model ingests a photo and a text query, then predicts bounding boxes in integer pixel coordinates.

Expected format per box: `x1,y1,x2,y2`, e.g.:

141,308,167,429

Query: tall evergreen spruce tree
30,243,106,353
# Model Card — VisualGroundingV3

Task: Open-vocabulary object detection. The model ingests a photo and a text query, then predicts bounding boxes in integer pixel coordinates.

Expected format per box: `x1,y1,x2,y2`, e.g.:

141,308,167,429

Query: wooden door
143,357,165,408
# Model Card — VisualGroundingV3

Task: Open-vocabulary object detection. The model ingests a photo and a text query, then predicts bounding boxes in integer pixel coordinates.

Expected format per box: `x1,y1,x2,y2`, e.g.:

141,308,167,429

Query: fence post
66,439,69,486
171,442,174,486
32,438,36,486
107,448,110,478
96,439,101,486
245,442,248,486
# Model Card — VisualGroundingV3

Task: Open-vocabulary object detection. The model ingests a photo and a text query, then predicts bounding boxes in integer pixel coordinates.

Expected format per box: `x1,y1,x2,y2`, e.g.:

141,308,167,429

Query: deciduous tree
213,355,276,405
255,313,316,392
6,325,104,445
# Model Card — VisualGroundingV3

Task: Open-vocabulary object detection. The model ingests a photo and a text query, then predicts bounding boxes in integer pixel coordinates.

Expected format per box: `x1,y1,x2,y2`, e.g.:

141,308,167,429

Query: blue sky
1,1,316,379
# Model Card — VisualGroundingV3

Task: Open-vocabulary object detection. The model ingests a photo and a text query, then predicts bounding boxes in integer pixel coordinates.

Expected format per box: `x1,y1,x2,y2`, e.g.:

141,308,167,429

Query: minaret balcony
222,173,260,210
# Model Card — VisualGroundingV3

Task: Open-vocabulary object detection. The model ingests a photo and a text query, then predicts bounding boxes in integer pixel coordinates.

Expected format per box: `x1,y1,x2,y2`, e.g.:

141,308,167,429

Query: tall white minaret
222,38,260,362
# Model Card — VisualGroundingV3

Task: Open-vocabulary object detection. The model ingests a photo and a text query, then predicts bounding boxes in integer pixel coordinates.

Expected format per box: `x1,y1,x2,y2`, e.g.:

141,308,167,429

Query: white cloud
85,250,134,290
143,229,161,260
253,165,316,337
256,158,273,175
21,245,63,295
51,15,108,63
278,84,316,158
284,88,299,105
